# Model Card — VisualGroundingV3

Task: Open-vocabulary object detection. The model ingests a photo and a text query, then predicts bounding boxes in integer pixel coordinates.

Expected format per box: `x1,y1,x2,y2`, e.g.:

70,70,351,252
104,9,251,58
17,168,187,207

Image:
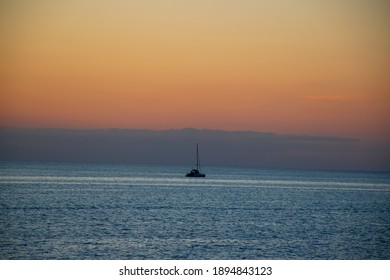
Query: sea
0,161,389,260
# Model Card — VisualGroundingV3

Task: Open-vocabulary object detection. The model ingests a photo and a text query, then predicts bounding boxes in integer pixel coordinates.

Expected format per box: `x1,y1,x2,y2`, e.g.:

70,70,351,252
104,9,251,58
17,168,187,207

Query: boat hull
185,169,205,177
185,173,206,177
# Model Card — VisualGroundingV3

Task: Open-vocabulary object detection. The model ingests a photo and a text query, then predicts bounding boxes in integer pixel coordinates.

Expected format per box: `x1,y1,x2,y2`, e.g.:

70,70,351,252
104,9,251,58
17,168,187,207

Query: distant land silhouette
0,128,389,171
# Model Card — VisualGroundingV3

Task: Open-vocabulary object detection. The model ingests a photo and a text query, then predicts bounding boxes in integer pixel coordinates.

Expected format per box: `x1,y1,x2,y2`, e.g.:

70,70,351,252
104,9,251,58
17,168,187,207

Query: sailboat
185,144,206,177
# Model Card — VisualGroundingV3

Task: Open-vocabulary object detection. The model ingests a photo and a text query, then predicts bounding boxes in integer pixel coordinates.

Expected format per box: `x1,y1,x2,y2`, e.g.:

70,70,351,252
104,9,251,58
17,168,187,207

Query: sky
1,0,389,141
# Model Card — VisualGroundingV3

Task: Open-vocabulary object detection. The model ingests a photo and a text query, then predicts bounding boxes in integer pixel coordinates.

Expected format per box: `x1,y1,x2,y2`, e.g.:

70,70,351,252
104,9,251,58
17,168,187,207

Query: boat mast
196,143,200,171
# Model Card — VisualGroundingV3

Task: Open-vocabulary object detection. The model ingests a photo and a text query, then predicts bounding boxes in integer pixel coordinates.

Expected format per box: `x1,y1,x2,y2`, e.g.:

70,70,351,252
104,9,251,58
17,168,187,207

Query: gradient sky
1,0,389,140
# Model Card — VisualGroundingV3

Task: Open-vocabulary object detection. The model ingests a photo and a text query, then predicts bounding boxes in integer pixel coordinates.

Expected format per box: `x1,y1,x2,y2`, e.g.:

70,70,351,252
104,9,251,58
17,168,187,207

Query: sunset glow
1,0,389,139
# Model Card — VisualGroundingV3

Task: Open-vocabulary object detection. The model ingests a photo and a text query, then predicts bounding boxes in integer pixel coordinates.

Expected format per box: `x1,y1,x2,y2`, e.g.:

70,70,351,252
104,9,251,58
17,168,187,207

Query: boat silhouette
185,143,205,177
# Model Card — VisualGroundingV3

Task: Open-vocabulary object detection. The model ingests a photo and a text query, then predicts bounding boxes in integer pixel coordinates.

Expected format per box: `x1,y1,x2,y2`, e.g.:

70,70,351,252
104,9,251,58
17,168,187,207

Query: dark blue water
0,161,389,259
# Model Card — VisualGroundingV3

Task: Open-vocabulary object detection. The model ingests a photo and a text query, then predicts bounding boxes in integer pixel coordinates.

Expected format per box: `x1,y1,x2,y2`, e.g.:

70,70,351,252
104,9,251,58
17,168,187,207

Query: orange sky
1,0,389,139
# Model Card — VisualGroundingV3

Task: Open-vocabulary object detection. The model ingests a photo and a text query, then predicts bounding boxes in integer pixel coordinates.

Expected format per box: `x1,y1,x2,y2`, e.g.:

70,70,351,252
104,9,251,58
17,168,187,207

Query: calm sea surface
0,161,389,259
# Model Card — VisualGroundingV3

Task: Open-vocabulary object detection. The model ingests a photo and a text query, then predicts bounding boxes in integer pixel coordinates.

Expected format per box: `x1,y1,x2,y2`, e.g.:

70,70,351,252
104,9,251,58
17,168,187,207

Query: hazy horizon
1,127,389,172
